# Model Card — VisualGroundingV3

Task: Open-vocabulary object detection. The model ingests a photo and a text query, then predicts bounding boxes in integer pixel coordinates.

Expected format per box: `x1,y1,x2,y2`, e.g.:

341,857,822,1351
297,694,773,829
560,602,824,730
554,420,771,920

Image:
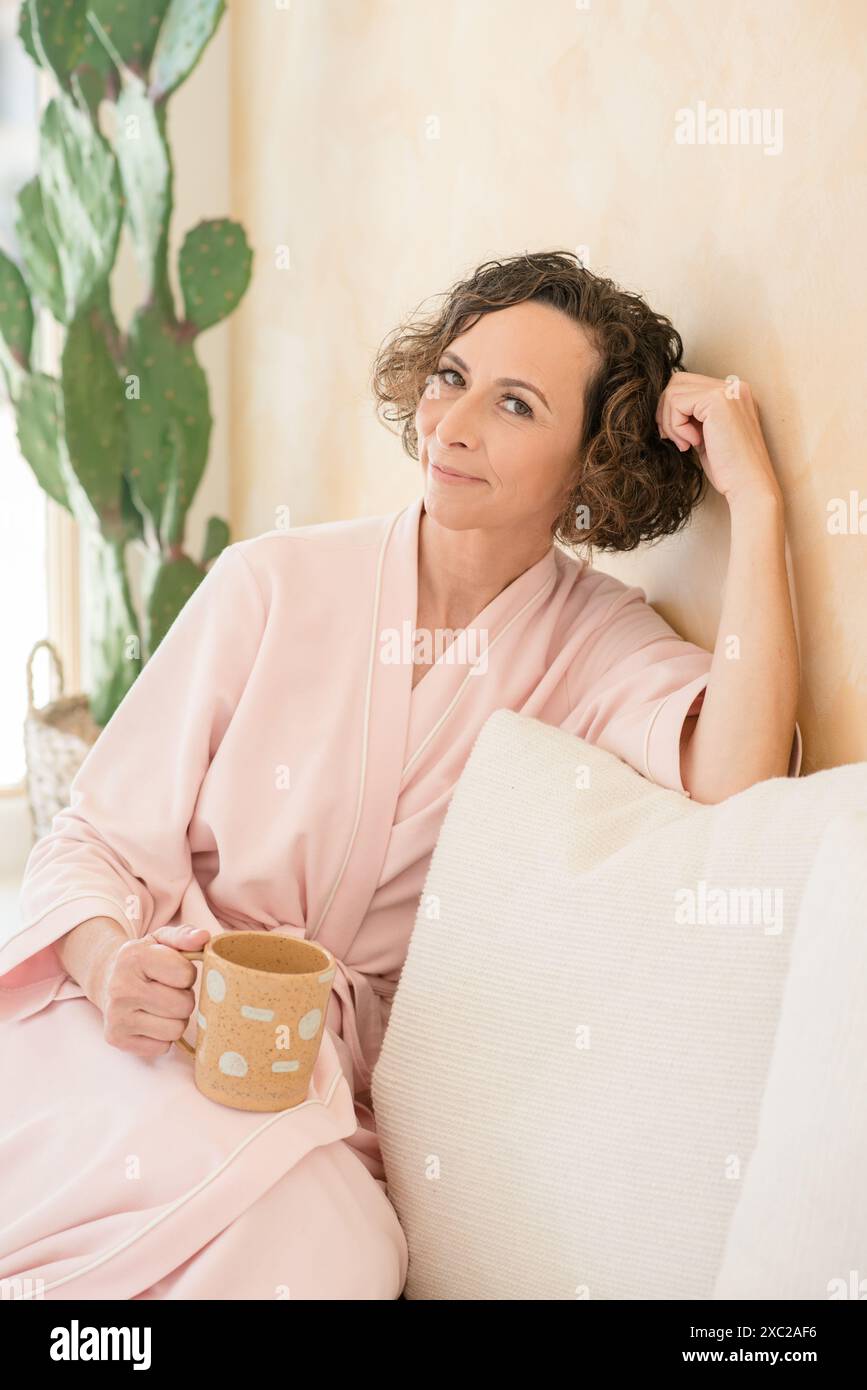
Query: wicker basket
23,640,102,845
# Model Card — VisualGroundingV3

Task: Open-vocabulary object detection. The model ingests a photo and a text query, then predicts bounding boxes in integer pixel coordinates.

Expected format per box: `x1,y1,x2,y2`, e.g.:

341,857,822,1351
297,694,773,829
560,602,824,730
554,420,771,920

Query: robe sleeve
564,580,803,798
0,543,267,1022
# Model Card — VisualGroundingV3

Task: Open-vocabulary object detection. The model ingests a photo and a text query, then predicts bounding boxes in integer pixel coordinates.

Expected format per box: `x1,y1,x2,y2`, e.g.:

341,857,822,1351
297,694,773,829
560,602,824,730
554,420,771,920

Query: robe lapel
305,497,422,958
401,496,558,788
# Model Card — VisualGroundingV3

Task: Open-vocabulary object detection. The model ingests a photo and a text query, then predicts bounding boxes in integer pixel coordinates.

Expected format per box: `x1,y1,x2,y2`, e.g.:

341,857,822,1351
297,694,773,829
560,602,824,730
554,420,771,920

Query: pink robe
0,493,802,1300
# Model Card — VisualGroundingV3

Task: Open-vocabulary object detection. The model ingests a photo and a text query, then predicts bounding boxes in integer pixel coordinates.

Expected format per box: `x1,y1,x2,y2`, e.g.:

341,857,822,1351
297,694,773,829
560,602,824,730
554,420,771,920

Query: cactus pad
201,514,230,566
39,94,123,322
0,250,34,370
13,371,71,513
125,304,212,530
87,0,173,77
179,217,252,333
23,0,89,88
14,177,67,324
150,0,225,103
61,305,128,528
114,80,171,295
144,552,204,655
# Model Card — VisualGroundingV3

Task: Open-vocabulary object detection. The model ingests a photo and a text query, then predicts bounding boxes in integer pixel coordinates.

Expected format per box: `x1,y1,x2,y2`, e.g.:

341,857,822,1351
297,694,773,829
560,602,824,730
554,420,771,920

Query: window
0,0,47,793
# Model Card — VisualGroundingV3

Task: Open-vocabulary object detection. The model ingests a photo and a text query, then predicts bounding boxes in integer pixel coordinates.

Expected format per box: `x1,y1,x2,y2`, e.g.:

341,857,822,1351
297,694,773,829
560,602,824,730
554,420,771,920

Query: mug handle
173,949,205,1056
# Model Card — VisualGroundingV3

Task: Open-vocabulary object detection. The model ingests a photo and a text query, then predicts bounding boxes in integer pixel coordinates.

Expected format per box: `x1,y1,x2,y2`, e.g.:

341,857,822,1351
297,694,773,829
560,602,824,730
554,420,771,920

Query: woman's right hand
99,925,211,1058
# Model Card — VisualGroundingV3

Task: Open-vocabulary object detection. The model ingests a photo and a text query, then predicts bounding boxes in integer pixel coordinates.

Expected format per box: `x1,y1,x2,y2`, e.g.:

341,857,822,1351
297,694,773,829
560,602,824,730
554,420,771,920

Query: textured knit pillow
372,709,867,1300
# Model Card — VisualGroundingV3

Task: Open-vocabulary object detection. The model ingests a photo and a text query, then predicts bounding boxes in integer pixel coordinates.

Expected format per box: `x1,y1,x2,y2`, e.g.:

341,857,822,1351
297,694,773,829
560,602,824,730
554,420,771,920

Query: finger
121,1035,172,1059
150,925,210,948
135,979,197,1019
670,407,702,450
657,384,680,441
658,398,685,447
655,386,672,436
127,1010,191,1043
662,388,701,451
657,404,671,440
139,943,201,989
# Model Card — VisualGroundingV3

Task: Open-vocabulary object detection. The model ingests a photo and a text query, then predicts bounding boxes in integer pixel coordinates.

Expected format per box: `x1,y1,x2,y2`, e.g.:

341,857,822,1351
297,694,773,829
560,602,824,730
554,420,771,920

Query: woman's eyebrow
440,350,551,412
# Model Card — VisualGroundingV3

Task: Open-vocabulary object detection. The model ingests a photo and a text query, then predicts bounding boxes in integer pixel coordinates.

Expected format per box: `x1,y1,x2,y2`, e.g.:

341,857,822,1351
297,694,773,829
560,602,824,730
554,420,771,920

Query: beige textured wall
228,0,867,776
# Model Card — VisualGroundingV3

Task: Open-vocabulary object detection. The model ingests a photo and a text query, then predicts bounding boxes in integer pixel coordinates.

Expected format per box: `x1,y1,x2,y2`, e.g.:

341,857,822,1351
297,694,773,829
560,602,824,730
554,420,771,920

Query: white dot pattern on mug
240,1004,274,1021
219,1051,248,1077
298,1008,322,1040
271,1060,300,1072
206,968,226,1003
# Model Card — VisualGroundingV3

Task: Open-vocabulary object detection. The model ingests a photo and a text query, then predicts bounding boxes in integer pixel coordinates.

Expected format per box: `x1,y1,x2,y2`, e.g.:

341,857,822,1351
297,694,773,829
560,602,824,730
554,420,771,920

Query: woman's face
415,300,600,538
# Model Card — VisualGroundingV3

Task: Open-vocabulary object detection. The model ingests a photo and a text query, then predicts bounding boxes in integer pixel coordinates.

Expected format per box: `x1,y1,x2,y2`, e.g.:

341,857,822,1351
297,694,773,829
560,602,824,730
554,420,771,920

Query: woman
0,251,801,1300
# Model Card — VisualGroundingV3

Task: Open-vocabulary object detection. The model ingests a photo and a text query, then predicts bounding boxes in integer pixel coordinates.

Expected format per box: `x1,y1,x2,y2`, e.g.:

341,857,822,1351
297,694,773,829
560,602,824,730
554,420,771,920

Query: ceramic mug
173,932,337,1112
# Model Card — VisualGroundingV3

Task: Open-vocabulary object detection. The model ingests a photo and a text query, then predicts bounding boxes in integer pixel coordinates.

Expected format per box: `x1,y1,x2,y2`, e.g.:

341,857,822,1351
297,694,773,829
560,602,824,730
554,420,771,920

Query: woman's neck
416,502,553,623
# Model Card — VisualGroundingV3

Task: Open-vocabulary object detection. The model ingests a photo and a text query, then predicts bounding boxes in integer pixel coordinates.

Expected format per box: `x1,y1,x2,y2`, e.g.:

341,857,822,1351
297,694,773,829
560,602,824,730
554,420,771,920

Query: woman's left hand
655,371,783,509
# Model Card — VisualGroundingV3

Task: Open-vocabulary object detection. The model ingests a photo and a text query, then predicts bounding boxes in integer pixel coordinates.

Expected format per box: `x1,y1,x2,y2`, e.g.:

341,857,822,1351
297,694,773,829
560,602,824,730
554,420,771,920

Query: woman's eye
433,368,533,419
437,367,462,387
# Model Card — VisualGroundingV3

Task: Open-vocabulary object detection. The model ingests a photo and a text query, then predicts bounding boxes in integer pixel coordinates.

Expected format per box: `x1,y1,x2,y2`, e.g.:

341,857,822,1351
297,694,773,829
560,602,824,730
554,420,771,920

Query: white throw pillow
372,709,867,1300
713,810,867,1300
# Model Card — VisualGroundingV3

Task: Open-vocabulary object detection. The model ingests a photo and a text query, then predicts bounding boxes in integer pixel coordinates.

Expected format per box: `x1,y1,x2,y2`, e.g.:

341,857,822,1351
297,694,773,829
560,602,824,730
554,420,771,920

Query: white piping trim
401,570,558,783
307,507,402,943
642,677,708,787
14,1064,347,1299
642,695,668,780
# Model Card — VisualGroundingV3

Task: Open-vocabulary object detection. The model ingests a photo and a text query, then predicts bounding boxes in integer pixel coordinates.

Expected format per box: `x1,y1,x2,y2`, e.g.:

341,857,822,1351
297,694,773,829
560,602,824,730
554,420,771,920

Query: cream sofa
372,710,867,1301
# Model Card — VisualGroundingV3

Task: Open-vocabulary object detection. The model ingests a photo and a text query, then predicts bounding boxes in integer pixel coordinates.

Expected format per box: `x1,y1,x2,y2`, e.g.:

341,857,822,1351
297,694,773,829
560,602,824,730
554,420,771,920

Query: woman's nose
434,394,480,447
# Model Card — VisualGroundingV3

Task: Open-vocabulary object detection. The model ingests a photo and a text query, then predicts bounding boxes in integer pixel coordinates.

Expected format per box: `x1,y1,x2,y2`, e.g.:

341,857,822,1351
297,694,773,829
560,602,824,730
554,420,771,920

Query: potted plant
0,0,252,836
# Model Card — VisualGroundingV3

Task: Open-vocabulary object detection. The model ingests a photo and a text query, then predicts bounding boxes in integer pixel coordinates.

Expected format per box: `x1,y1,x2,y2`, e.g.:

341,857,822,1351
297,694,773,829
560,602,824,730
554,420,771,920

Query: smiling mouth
430,460,486,484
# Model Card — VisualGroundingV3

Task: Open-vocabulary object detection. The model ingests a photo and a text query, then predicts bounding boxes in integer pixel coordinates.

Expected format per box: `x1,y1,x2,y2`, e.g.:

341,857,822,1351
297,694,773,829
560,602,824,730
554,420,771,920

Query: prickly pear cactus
0,0,253,727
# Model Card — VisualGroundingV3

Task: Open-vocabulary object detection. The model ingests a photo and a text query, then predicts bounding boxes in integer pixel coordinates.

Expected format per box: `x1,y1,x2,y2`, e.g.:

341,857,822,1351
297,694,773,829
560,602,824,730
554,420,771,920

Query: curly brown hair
370,249,708,554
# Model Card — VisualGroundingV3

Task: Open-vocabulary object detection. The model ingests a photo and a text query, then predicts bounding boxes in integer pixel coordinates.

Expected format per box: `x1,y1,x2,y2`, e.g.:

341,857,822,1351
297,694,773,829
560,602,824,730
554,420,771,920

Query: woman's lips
430,461,486,486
